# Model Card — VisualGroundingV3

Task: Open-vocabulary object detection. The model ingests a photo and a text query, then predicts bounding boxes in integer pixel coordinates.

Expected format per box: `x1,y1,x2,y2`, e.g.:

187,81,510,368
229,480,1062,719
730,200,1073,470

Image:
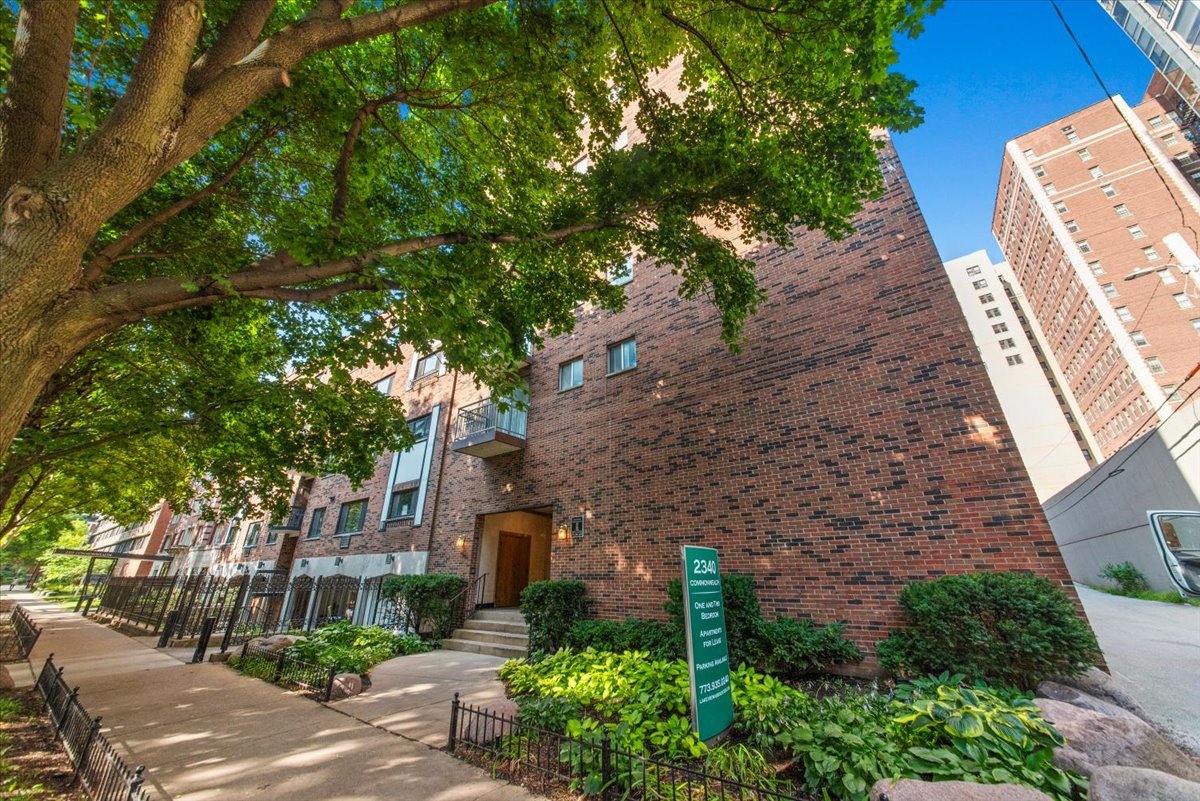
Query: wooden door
495,532,532,607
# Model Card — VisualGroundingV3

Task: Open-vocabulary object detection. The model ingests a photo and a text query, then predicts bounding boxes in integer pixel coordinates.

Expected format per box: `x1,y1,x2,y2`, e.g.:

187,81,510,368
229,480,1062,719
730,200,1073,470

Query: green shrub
730,666,812,750
666,573,760,665
752,617,863,678
1100,562,1151,594
381,573,467,639
565,616,683,659
287,621,431,673
876,572,1100,689
519,579,588,654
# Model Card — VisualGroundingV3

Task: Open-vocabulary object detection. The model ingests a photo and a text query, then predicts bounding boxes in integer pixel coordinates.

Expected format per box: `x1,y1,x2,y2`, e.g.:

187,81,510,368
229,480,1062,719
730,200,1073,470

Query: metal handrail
447,572,488,634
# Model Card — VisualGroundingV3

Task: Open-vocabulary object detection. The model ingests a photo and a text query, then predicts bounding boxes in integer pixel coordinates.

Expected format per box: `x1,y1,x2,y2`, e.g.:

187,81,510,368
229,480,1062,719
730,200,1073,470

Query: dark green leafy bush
287,620,431,673
1099,562,1151,594
666,573,760,664
752,617,863,678
565,616,683,659
381,573,467,640
519,579,588,654
876,572,1100,689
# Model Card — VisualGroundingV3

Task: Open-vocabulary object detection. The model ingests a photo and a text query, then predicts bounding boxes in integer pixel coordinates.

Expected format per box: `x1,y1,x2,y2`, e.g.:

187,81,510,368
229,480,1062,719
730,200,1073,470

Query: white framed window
1130,330,1149,347
374,374,394,395
1023,148,1036,161
612,130,629,150
1043,182,1057,194
244,522,261,548
1192,318,1200,335
1143,246,1160,261
1053,200,1068,214
1006,354,1024,366
1164,385,1182,404
1034,165,1047,178
1101,183,1117,197
992,322,1009,334
1175,292,1195,309
1077,239,1092,253
1146,356,1166,374
572,156,590,174
1163,132,1179,146
1077,148,1093,161
1102,282,1119,298
1065,219,1080,233
985,308,1002,319
966,265,983,276
1158,269,1178,285
413,351,441,381
1089,166,1105,179
1089,261,1104,275
1116,306,1134,322
558,358,584,391
1114,204,1131,218
1191,170,1200,182
387,488,417,520
999,338,1016,350
607,255,633,286
1149,115,1167,130
1127,225,1145,239
606,338,637,375
1178,152,1197,166
979,293,995,304
972,279,988,289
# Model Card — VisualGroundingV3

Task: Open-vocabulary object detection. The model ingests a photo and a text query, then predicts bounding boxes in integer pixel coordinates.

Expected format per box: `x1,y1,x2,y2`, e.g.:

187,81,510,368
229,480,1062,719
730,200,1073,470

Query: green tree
35,518,92,594
0,0,935,532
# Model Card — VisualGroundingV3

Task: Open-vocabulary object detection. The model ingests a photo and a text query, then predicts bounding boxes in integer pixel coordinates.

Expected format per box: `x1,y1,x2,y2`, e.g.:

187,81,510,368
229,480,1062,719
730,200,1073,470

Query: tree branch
185,0,277,94
0,0,81,193
661,8,748,109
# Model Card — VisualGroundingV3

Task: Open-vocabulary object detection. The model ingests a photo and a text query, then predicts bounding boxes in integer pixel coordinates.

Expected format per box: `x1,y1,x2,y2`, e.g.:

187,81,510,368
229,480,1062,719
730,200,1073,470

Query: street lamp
1125,232,1200,281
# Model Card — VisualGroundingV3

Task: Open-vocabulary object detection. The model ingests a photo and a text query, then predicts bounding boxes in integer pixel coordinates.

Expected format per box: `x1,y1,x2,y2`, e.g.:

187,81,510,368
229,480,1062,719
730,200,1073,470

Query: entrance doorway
477,509,552,608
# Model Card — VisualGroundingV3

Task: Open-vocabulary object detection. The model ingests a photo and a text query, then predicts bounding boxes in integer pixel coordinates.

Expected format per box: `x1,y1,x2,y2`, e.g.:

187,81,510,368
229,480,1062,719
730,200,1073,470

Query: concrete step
461,618,528,635
470,607,525,623
451,628,529,647
441,637,528,659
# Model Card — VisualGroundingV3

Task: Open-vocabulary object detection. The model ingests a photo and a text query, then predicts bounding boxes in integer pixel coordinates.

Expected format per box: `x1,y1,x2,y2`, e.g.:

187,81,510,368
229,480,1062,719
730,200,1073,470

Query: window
607,255,633,286
1191,170,1200,182
1163,132,1179,146
1193,318,1200,335
387,488,416,520
992,322,1009,333
1063,124,1078,142
408,414,431,443
266,526,278,546
1116,306,1134,322
336,499,367,535
966,265,983,276
223,521,238,546
1065,219,1080,233
1006,354,1024,366
978,293,995,304
1130,330,1149,347
1089,166,1105,179
1101,183,1117,197
1128,225,1146,239
972,279,988,289
1053,200,1068,214
1180,152,1198,166
1114,204,1131,218
999,338,1016,350
1034,166,1047,178
985,307,1003,319
1077,148,1093,161
606,338,637,375
1023,148,1036,161
1089,261,1104,275
1146,356,1166,374
1103,282,1119,298
1143,246,1161,261
374,375,393,395
244,522,260,548
1043,182,1057,194
1175,292,1195,309
413,352,441,381
1164,385,1183,404
613,130,629,150
572,156,590,174
558,358,584,391
1149,114,1167,130
306,508,325,540
1158,269,1178,285
1077,240,1092,253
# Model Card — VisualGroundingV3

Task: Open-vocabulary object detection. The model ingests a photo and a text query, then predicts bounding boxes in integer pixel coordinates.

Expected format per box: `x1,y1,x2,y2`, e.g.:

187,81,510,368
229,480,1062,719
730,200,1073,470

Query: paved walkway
5,593,537,801
1077,584,1200,752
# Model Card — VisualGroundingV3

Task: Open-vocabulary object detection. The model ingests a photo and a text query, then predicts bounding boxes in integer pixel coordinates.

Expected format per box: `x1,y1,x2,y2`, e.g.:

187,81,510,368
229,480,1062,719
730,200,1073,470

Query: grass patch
1088,584,1200,606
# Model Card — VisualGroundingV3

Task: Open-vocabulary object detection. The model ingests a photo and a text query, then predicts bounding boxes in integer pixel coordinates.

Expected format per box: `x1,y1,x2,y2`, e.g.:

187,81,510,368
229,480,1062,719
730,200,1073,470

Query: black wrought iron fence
232,641,337,700
448,697,807,801
36,654,152,801
0,604,42,660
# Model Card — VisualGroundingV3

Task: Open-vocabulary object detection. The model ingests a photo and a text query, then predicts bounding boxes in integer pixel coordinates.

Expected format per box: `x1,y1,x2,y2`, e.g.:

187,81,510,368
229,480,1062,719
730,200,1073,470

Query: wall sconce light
385,553,395,564
334,556,343,567
556,525,570,542
455,536,467,551
300,559,309,568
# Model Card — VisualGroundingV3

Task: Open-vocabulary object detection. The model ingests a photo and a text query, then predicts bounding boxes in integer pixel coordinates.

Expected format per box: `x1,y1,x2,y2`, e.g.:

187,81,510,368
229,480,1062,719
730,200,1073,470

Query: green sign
680,545,734,743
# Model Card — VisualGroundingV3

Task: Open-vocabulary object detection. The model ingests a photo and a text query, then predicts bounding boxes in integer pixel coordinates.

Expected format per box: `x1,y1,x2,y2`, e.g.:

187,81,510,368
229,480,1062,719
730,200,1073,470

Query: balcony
269,503,307,533
451,397,527,458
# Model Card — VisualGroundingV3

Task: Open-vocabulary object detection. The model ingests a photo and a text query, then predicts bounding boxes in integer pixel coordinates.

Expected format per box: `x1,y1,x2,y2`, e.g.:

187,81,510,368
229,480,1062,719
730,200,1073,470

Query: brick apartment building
993,77,1200,461
150,127,1079,661
86,502,173,577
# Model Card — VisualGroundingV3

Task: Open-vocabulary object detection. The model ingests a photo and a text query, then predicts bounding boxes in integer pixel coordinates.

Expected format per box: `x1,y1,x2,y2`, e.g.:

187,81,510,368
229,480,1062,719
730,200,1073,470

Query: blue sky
893,0,1155,263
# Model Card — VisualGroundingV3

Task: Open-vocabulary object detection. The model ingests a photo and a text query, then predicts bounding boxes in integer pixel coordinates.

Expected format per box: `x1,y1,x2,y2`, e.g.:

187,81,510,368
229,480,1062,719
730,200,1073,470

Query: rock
262,635,299,653
1051,668,1147,719
870,779,1053,801
0,664,13,690
207,651,233,663
1036,681,1143,723
246,637,270,651
1088,765,1200,801
328,672,362,700
1034,699,1200,781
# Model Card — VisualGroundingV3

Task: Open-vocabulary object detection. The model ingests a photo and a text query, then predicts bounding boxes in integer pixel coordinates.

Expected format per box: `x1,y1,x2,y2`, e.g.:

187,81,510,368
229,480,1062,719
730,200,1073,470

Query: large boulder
1088,765,1200,801
1034,699,1200,781
1036,681,1142,723
1049,668,1146,718
262,635,300,653
328,672,362,701
870,779,1053,801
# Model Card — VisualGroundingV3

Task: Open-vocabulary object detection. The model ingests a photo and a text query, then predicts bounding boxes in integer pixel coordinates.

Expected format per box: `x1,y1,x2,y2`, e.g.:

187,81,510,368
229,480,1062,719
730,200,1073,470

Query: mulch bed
0,667,87,801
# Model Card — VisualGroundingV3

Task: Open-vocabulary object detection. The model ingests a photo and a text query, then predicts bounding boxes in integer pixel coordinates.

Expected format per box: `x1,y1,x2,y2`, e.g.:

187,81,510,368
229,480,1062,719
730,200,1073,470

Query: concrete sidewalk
6,593,537,801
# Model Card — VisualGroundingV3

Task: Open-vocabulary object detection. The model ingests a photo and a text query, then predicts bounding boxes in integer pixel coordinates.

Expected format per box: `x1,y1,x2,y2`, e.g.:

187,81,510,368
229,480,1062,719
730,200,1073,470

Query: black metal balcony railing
269,503,307,532
451,397,527,458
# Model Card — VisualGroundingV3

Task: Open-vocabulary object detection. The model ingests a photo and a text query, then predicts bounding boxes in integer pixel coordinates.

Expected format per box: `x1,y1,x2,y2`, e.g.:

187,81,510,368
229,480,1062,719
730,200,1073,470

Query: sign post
680,545,734,743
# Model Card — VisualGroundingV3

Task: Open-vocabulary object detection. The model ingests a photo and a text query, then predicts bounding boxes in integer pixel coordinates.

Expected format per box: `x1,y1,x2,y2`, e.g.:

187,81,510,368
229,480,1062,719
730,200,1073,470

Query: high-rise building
942,251,1095,500
993,89,1200,459
1100,0,1200,126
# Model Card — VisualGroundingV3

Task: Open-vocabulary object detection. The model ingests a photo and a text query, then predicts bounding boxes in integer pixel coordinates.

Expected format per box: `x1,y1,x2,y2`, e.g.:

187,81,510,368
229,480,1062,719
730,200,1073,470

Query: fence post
82,596,94,617
156,609,180,648
600,729,612,801
448,692,460,752
272,652,285,683
127,765,145,800
219,604,240,654
72,716,101,785
191,616,216,663
324,666,337,702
